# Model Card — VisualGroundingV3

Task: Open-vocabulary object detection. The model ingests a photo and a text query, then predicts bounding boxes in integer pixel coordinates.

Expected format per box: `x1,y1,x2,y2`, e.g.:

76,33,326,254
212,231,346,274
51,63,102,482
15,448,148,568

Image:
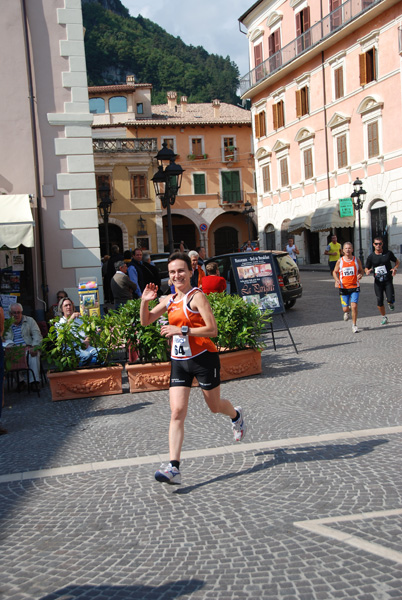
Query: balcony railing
93,138,158,153
399,26,402,53
240,0,381,94
218,190,244,205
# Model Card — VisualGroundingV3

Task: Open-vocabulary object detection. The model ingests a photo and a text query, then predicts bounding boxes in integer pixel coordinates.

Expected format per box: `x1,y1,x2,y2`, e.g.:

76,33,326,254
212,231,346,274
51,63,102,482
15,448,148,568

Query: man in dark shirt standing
365,237,399,325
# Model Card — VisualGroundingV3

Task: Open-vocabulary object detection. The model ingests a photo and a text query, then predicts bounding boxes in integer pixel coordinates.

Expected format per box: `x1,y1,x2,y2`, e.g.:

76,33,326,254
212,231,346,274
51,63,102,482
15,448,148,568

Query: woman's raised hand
142,283,158,301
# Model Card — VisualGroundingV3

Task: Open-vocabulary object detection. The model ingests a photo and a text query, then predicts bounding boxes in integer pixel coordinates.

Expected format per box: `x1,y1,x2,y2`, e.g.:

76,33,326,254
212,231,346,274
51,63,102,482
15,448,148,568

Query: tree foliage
82,2,240,104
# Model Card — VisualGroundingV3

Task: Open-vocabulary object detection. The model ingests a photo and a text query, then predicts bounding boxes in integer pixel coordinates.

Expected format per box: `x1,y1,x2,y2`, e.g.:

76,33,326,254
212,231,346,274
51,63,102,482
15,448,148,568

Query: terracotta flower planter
125,349,262,393
219,348,262,382
47,365,123,401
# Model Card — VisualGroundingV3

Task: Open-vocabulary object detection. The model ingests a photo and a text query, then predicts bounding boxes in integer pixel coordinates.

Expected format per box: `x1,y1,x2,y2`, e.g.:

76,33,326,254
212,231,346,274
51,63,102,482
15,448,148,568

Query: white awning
310,199,355,232
288,212,313,235
0,194,35,248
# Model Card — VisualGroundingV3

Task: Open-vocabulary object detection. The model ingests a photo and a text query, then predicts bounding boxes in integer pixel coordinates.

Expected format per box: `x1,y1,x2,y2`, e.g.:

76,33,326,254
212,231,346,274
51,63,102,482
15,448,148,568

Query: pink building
0,0,101,315
239,0,402,265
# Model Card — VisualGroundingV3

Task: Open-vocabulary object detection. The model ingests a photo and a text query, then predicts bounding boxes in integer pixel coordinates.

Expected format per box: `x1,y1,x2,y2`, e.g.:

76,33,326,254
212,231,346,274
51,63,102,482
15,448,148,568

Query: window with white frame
328,52,346,102
357,96,383,161
261,164,271,193
295,127,315,182
280,158,289,187
358,30,379,87
190,137,204,158
303,148,313,179
273,140,290,189
336,134,348,168
327,112,351,171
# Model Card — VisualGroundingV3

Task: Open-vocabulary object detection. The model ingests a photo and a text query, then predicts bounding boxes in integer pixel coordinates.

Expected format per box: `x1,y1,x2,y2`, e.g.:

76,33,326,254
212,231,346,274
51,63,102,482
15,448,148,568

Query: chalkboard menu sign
230,253,284,314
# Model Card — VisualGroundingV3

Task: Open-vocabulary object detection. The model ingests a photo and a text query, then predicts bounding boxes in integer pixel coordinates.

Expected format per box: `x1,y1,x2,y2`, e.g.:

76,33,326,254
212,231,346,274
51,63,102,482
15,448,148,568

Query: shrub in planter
41,311,125,401
125,292,272,392
118,299,169,363
41,311,124,372
207,293,272,352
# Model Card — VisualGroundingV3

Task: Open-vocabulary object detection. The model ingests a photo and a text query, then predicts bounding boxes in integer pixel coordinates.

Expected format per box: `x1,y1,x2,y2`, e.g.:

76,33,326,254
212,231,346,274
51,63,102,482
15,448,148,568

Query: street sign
199,223,208,232
339,198,354,218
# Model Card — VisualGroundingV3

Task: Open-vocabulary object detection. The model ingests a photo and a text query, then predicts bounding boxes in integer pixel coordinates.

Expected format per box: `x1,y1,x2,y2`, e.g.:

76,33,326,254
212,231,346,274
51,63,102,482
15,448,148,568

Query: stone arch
98,216,129,252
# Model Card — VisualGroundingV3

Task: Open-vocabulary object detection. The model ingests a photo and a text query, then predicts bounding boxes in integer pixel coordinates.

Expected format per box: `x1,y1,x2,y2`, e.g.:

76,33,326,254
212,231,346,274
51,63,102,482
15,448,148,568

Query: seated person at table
202,262,227,295
4,303,43,390
46,290,67,322
56,297,98,367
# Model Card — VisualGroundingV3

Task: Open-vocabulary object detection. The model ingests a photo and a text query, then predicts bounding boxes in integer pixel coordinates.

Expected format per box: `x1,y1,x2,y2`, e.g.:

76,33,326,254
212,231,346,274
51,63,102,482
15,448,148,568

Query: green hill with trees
82,0,240,105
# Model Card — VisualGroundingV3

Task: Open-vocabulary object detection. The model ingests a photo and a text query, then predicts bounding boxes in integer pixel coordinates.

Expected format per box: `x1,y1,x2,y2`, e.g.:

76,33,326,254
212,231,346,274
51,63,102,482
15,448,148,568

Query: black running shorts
170,351,220,390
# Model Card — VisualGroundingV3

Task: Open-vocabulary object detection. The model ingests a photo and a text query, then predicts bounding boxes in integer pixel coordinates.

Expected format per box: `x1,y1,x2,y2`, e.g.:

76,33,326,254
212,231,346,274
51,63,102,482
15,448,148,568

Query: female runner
140,252,246,485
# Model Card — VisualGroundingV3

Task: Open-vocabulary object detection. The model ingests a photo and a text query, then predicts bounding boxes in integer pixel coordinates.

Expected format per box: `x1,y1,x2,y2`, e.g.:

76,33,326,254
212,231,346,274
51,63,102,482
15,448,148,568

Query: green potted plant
120,299,171,393
207,293,271,382
41,311,125,401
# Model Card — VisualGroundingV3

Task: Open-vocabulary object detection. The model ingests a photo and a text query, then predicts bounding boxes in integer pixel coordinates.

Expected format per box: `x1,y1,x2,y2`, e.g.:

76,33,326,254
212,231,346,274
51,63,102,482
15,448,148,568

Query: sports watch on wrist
181,326,189,336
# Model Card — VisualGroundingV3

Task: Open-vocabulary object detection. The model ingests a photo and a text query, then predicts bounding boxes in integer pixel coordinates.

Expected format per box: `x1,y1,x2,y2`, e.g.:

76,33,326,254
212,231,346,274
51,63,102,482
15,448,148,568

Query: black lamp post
242,200,255,241
152,142,185,254
98,181,113,256
351,177,366,265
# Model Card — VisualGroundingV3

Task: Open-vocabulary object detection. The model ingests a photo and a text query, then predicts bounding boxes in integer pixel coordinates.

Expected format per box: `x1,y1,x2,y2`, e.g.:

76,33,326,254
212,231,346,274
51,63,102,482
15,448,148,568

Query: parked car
205,251,302,309
150,253,170,293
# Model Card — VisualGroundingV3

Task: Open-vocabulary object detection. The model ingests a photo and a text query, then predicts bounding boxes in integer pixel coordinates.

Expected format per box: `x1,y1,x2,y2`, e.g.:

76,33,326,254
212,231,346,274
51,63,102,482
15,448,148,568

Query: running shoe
352,325,359,333
388,303,395,311
154,463,181,485
343,312,350,321
232,407,246,442
381,316,388,325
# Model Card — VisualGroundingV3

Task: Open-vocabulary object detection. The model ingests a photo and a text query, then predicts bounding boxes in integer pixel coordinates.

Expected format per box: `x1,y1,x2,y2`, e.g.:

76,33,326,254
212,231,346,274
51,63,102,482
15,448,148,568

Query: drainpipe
21,0,49,312
320,0,331,206
321,50,331,206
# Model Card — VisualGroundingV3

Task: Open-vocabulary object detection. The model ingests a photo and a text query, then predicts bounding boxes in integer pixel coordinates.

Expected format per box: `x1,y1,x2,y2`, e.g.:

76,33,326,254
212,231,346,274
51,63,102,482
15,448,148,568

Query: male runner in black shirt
365,237,399,325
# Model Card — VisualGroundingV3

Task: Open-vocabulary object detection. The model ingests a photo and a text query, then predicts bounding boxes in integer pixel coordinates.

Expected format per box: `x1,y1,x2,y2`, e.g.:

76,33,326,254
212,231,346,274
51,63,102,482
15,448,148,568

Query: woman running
140,252,246,485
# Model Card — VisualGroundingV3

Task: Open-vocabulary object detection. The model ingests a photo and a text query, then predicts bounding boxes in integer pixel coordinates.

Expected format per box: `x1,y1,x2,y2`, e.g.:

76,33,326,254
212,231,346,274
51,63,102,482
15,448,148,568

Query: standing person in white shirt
285,237,299,263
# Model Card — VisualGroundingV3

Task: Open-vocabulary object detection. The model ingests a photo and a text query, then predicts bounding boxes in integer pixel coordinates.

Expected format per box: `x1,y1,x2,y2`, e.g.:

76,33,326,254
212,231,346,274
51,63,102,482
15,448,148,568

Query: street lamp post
351,177,366,265
98,181,113,256
151,143,185,254
242,200,255,241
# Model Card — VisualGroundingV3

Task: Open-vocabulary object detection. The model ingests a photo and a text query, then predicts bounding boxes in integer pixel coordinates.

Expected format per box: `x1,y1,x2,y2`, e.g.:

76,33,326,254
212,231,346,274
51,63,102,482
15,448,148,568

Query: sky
121,0,254,77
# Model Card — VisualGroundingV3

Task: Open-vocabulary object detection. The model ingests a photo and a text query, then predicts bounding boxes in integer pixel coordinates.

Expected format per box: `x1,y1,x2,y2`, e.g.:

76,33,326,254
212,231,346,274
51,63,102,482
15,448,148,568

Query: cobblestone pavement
1,272,402,600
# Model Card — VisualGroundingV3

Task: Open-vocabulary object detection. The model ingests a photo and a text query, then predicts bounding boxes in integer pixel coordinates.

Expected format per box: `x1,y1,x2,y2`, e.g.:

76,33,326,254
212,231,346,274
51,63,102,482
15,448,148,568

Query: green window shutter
193,174,206,194
222,171,241,203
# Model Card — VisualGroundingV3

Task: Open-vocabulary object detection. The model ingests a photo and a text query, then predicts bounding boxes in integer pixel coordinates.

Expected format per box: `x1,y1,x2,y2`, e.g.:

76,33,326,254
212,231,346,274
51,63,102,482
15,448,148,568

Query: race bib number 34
172,334,192,358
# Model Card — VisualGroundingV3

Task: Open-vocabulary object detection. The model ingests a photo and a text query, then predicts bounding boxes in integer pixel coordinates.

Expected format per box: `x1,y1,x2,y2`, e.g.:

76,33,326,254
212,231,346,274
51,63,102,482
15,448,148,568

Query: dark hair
168,252,192,271
123,250,131,260
373,236,383,243
133,247,143,255
111,245,120,254
206,262,219,275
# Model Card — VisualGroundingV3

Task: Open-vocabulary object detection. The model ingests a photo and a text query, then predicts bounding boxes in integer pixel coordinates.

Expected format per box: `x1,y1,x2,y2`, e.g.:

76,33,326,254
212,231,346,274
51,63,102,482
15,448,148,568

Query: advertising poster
0,294,17,318
230,253,284,314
